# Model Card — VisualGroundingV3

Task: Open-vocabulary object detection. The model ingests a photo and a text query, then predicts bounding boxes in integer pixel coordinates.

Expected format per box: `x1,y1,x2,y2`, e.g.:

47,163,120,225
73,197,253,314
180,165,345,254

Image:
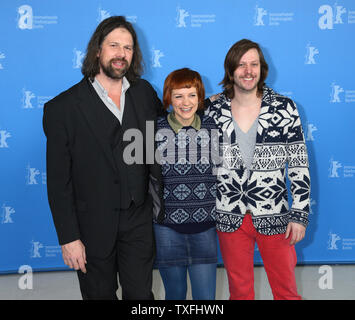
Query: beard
99,57,129,80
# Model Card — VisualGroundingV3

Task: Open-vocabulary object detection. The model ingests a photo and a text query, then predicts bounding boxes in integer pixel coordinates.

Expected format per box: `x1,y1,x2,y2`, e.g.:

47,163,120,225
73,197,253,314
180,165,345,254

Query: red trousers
218,214,301,300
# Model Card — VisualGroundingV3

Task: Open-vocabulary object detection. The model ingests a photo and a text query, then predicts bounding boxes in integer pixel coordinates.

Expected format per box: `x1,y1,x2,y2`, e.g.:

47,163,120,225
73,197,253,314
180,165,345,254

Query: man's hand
209,93,221,102
285,222,306,245
61,240,87,273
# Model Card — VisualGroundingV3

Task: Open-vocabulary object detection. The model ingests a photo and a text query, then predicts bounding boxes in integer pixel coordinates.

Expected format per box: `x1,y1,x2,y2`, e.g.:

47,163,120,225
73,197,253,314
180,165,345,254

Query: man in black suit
43,16,162,300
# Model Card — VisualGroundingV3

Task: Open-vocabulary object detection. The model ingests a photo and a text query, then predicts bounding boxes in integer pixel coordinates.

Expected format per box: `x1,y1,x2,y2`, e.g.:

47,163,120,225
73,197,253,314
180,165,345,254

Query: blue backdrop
1,0,355,274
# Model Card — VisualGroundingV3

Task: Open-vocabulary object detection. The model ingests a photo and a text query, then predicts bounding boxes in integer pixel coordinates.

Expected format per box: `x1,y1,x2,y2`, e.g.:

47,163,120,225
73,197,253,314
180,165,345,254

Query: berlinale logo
254,5,267,26
1,204,15,224
330,82,344,103
151,47,164,68
318,3,347,29
305,43,319,65
72,48,85,69
328,157,342,178
176,7,189,27
0,129,11,148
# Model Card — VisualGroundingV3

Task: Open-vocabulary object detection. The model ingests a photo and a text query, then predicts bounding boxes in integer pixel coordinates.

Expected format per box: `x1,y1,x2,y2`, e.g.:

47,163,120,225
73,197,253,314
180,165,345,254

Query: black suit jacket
43,77,162,258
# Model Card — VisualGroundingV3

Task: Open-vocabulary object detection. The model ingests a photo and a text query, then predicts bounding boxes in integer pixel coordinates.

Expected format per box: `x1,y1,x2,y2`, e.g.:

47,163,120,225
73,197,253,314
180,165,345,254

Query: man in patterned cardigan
205,39,310,300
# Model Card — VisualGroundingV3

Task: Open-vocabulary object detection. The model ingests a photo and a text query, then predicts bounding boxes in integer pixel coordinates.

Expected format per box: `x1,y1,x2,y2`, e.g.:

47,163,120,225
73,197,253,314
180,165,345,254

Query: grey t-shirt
233,117,258,211
233,117,258,171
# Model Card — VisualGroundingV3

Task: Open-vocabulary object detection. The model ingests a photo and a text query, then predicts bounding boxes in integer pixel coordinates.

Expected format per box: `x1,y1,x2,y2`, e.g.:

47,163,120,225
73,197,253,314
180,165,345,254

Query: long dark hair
220,39,268,99
81,16,143,82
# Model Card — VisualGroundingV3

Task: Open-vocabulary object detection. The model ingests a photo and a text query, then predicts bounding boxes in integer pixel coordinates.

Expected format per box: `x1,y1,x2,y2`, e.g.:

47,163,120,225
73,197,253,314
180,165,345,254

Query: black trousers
77,197,155,300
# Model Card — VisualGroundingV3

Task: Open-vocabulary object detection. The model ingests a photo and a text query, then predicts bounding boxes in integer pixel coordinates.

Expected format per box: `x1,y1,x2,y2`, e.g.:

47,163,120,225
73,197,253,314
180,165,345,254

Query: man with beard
206,39,310,299
43,16,162,300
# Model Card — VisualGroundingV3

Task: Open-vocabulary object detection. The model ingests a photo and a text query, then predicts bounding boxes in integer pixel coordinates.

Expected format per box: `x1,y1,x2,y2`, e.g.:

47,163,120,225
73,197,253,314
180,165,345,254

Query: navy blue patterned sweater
205,86,310,235
154,114,217,233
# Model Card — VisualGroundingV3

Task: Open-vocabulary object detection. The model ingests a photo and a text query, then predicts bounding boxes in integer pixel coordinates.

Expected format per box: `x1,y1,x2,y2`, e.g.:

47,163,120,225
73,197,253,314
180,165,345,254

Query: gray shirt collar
90,76,130,124
92,76,130,97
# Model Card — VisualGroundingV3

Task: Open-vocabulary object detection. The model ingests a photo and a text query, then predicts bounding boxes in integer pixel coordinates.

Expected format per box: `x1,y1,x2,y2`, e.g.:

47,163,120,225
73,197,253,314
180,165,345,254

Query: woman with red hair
151,68,218,300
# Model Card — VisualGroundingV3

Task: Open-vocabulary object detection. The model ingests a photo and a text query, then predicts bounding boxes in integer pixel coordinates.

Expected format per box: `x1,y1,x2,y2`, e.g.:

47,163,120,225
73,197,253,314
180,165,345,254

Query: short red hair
163,68,205,110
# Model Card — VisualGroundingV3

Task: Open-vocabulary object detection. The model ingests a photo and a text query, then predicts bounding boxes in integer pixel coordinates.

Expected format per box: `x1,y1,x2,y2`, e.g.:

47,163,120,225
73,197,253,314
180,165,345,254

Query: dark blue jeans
159,263,217,300
153,224,217,300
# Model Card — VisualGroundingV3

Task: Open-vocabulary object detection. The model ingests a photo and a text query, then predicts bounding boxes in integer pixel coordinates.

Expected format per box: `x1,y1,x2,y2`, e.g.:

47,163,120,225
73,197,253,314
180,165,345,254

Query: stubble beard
234,75,259,94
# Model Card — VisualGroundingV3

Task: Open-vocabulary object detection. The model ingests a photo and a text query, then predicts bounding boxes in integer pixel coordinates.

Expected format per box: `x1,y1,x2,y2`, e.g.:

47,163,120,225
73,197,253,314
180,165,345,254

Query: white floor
1,265,354,300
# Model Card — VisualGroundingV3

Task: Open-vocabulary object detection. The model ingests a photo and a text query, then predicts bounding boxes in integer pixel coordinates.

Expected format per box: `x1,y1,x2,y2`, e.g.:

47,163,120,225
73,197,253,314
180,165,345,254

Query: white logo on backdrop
279,91,293,99
329,157,355,178
151,48,164,68
334,4,347,24
329,158,342,178
327,232,341,250
73,48,85,69
22,88,52,109
176,7,189,27
318,3,355,29
254,4,294,26
22,89,35,109
330,82,345,103
26,165,40,185
305,43,319,64
17,4,58,30
0,130,11,148
330,82,355,103
17,5,33,29
30,240,43,258
97,6,137,24
176,6,215,28
0,52,5,69
1,204,15,224
330,82,343,102
254,5,267,26
306,123,317,141
25,165,46,185
126,16,137,24
97,6,111,22
29,240,61,259
327,232,355,250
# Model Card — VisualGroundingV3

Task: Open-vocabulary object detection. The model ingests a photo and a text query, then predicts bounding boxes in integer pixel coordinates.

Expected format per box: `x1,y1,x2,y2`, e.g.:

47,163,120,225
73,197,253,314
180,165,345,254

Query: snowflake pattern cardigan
205,86,310,235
